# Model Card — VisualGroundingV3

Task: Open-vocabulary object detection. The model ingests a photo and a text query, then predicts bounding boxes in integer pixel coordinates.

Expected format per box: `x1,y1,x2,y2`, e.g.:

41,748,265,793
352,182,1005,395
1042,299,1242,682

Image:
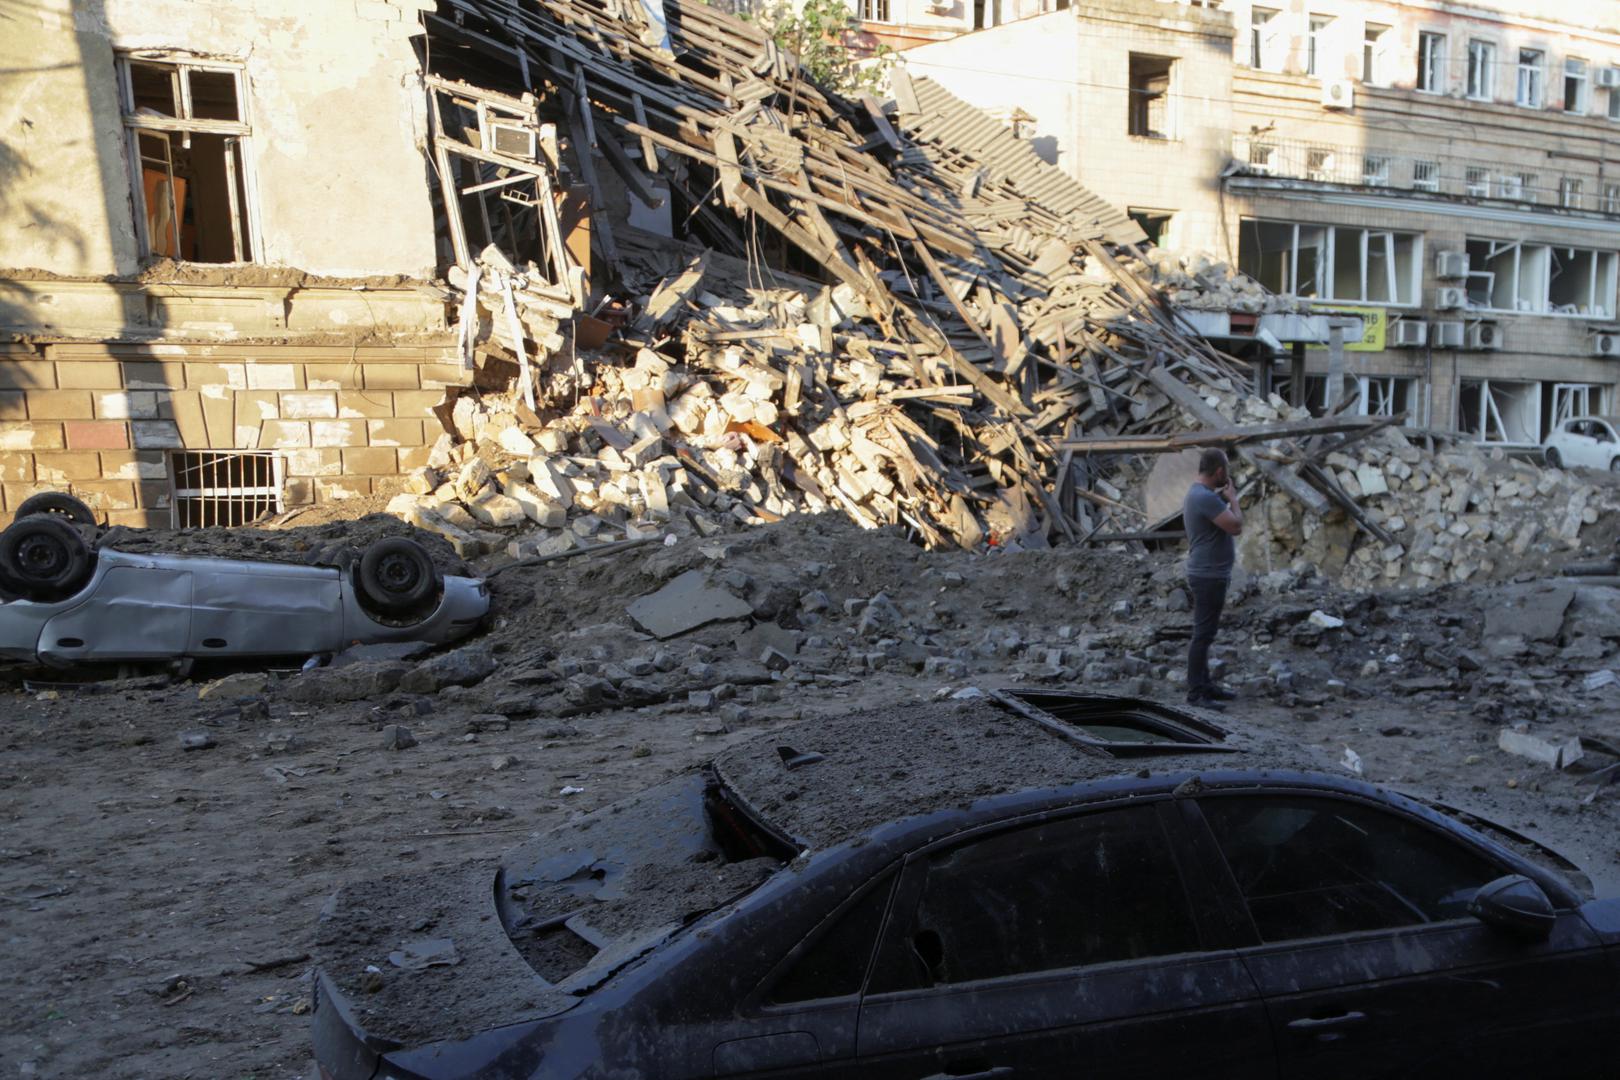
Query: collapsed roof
416,0,1373,548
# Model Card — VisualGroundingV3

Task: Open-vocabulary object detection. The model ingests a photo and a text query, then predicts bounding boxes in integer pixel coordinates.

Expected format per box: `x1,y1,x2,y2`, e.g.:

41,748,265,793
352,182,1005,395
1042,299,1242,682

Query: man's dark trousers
1186,575,1229,698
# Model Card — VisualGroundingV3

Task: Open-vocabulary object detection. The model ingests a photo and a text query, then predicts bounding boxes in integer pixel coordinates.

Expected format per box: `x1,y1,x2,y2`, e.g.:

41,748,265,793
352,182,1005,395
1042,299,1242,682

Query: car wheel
1545,447,1561,469
1611,457,1620,473
0,515,94,602
357,538,440,617
14,491,97,527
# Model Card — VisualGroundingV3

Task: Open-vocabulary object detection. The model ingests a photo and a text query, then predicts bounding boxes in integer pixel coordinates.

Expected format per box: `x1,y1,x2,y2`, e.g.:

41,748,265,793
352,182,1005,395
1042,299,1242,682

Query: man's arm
1213,482,1243,535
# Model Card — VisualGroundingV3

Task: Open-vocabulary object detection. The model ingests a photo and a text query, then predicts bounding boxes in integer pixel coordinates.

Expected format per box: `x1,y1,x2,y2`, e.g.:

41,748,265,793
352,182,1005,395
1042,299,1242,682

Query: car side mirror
1468,875,1555,941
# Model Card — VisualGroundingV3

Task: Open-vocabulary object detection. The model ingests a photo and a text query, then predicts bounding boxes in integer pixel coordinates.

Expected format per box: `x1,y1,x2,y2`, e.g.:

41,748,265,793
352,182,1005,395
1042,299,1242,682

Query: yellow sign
1305,306,1385,352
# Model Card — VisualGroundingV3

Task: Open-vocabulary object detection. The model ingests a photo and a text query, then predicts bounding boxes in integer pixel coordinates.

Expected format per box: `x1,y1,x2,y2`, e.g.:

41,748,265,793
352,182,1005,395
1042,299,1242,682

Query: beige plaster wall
0,0,439,280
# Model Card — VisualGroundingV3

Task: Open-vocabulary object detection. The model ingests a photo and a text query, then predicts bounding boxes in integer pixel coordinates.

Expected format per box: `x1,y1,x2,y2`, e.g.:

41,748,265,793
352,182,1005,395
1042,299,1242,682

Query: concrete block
183,362,247,390
285,448,343,477
2,422,64,451
100,450,167,481
367,418,424,446
0,452,33,483
122,361,184,390
362,364,421,390
259,420,311,449
53,362,123,389
279,391,338,419
627,569,754,638
467,490,526,528
316,477,372,500
33,452,103,482
95,391,159,420
0,391,23,419
0,360,57,389
337,390,395,418
311,419,368,447
1498,726,1583,769
25,390,94,420
74,480,136,510
245,364,300,390
303,364,361,390
392,389,445,418
344,446,400,475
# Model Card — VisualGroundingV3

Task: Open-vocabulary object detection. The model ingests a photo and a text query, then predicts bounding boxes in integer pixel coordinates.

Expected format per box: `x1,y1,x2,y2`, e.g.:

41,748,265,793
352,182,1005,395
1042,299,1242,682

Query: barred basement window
170,451,283,528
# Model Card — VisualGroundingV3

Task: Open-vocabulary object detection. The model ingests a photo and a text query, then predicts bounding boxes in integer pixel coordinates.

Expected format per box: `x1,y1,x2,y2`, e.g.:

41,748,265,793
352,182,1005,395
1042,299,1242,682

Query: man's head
1197,448,1229,486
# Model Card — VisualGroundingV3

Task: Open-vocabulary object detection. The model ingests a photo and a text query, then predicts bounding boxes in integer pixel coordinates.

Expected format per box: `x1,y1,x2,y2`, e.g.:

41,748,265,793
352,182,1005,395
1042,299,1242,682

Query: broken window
170,451,283,528
119,55,255,263
1247,141,1276,173
868,806,1200,991
1464,166,1490,197
1460,378,1541,443
1128,209,1174,246
1362,23,1390,85
1517,48,1545,107
1566,58,1589,114
1550,383,1607,430
1248,7,1278,70
1412,160,1440,192
1466,238,1614,315
1605,183,1620,214
1305,147,1336,182
1418,32,1446,93
1362,156,1389,186
1241,220,1419,304
1128,55,1174,139
1467,39,1495,100
769,873,896,1003
1358,375,1414,417
1547,246,1618,316
1201,797,1500,942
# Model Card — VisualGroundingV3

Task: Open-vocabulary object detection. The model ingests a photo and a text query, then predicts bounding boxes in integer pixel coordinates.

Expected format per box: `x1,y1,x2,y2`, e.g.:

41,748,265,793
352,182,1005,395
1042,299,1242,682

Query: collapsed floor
6,510,1620,1076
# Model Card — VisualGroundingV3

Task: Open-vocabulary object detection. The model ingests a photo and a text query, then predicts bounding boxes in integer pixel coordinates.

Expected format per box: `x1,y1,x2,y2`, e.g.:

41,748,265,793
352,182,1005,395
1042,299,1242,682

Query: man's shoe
1204,685,1237,701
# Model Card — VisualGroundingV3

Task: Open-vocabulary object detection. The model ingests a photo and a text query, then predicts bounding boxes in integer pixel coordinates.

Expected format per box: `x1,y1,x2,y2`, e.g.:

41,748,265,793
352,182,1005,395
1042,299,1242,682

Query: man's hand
1221,480,1238,504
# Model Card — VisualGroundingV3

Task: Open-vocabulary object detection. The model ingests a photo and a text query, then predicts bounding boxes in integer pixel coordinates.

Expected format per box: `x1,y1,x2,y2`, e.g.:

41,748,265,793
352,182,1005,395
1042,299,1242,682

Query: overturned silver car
0,494,488,666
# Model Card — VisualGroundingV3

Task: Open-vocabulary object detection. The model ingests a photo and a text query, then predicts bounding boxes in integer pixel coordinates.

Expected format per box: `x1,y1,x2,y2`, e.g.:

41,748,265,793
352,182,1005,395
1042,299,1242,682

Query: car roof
711,697,1323,852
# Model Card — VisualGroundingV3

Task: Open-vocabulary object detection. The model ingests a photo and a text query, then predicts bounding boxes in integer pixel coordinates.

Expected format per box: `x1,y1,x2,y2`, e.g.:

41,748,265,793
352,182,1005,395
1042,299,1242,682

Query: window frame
1362,22,1390,86
1189,790,1519,949
863,797,1218,999
753,866,901,1010
116,52,262,265
858,0,891,23
1565,57,1589,115
1412,160,1441,193
1237,217,1423,307
1417,31,1446,94
1517,47,1546,108
1127,53,1177,140
1467,38,1496,101
1248,6,1279,71
1306,14,1333,78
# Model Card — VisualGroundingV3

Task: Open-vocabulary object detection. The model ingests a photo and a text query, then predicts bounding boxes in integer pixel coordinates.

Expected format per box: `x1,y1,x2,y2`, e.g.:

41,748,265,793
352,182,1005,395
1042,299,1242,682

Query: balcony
1232,134,1620,217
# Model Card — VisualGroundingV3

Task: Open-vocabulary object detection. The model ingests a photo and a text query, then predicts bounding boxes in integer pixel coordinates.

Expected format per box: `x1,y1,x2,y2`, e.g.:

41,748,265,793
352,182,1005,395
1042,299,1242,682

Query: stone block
183,362,247,390
303,364,361,390
53,361,123,389
0,452,33,483
1,422,63,451
467,490,526,527
259,420,311,449
25,390,94,420
285,448,343,477
33,452,103,482
284,477,315,505
418,362,469,387
392,389,444,417
279,391,338,419
343,446,399,475
367,418,424,446
337,390,395,418
106,509,167,528
311,419,368,447
0,391,24,419
95,390,159,420
2,483,52,510
166,391,209,447
361,364,420,390
99,450,167,481
245,364,300,390
0,360,57,389
66,420,130,450
74,480,136,510
135,481,170,508
316,477,372,500
397,445,433,470
122,361,184,390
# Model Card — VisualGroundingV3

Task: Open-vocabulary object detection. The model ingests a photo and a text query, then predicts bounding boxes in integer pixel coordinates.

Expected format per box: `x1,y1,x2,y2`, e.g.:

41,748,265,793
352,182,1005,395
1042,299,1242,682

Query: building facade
0,0,463,528
897,0,1620,445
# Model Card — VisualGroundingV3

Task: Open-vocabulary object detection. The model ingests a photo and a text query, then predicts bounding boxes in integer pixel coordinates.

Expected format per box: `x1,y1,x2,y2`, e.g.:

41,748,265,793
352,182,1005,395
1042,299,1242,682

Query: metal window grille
170,451,284,528
1413,161,1440,192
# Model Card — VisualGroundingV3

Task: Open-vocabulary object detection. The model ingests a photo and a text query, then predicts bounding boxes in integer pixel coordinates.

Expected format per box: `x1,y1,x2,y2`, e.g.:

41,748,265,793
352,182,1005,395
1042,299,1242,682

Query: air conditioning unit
1435,251,1469,280
1468,322,1504,351
1322,79,1355,110
1433,320,1465,348
1434,286,1467,310
1593,331,1620,357
1597,67,1620,89
925,0,952,12
1391,319,1428,347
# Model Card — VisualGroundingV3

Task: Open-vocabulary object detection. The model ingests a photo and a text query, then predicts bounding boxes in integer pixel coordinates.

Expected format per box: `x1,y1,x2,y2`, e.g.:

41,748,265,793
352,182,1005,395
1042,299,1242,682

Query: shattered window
868,806,1199,990
1127,54,1174,139
769,873,895,1003
1201,797,1501,943
119,55,255,263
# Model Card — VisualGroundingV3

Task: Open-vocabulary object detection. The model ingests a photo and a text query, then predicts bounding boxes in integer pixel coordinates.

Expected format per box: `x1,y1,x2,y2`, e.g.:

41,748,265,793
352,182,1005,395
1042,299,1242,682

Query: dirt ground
4,511,1620,1079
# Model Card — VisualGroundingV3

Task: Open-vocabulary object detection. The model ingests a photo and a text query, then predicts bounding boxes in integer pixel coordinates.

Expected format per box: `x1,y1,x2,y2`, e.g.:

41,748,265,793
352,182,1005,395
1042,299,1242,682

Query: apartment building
0,0,462,528
897,0,1620,446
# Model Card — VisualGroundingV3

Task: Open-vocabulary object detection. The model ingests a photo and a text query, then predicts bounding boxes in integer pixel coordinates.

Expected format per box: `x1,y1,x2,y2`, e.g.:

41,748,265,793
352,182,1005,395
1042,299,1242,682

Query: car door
1567,420,1601,467
1194,793,1618,1079
188,559,344,656
851,801,1274,1079
1593,421,1619,468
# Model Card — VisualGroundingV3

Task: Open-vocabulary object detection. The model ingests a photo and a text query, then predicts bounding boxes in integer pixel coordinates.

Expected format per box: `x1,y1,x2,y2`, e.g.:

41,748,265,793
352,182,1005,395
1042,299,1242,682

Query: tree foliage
743,0,893,96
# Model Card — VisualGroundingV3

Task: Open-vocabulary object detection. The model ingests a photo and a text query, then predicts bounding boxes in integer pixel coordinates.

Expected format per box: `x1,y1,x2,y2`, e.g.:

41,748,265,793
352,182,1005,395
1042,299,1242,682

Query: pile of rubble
1241,423,1620,590
1124,247,1303,314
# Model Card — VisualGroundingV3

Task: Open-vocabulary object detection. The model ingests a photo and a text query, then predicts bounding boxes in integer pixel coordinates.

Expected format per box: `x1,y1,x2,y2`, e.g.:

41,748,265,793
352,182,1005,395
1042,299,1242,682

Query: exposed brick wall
0,343,465,528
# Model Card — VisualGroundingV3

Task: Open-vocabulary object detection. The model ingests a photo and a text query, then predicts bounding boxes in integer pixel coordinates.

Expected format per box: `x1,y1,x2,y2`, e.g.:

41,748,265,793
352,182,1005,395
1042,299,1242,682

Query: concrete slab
627,569,754,639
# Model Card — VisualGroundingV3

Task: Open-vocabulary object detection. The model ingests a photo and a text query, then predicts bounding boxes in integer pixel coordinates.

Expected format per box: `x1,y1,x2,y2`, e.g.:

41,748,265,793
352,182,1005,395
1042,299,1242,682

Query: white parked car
0,492,489,666
1543,416,1620,471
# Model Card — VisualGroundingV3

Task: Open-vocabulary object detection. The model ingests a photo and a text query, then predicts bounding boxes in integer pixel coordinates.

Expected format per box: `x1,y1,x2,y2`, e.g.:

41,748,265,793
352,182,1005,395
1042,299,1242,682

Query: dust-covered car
311,691,1620,1080
0,492,488,665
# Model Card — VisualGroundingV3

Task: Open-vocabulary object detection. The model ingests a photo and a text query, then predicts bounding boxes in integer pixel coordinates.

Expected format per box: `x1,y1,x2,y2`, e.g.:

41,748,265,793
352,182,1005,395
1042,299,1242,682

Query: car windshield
495,771,793,992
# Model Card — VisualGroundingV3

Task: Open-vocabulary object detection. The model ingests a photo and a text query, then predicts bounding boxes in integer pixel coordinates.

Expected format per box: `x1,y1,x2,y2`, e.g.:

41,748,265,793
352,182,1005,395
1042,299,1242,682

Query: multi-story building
896,0,1620,446
0,0,463,528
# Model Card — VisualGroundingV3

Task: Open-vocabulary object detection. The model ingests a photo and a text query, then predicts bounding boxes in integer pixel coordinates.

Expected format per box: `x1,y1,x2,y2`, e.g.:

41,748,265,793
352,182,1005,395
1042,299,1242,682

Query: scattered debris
1498,726,1584,769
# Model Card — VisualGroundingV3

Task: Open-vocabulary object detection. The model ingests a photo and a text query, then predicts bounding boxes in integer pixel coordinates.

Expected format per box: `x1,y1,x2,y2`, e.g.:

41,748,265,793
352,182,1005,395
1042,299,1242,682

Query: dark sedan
312,691,1620,1079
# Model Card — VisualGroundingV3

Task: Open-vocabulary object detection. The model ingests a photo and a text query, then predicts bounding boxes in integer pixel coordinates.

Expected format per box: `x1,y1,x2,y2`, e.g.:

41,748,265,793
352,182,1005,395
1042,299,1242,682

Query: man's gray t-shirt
1184,483,1234,580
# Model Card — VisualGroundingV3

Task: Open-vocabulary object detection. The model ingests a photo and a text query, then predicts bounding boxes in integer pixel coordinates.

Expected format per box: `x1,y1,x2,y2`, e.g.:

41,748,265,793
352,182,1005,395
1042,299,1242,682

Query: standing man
1183,448,1243,710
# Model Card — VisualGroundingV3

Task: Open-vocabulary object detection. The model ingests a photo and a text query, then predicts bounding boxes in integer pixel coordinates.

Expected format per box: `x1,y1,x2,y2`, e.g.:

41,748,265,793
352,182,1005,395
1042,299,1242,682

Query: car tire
1611,457,1620,473
1545,447,1561,469
0,515,94,602
357,538,440,617
14,491,97,527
